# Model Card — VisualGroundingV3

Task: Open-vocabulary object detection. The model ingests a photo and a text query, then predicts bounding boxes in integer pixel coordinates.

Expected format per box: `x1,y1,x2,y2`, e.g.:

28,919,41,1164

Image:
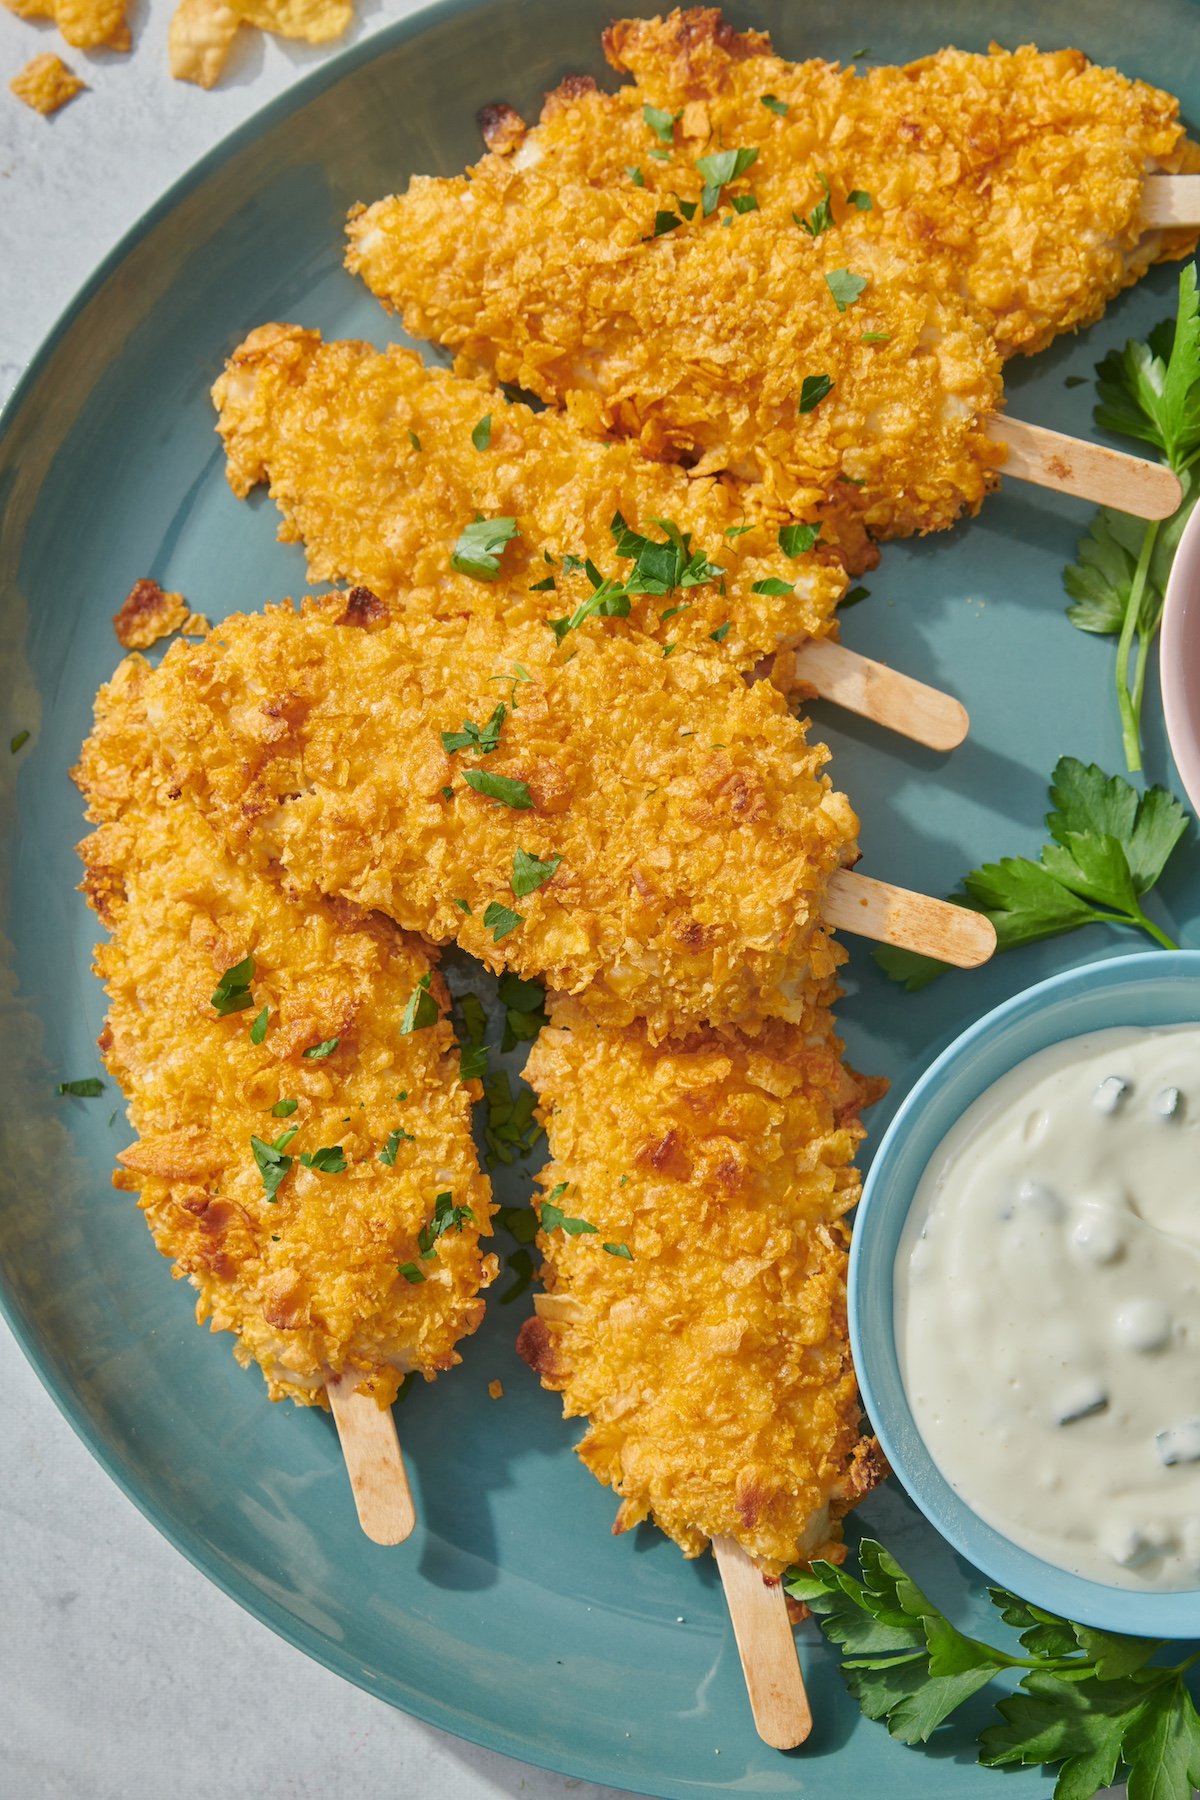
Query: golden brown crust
113,578,190,650
74,603,858,1041
211,322,853,646
74,654,496,1407
520,996,883,1572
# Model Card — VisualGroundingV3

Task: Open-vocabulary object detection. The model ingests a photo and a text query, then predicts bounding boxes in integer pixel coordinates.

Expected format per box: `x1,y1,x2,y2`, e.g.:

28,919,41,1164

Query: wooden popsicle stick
792,639,969,751
825,868,996,969
1141,175,1200,228
326,1371,416,1545
713,1535,812,1749
991,416,1181,520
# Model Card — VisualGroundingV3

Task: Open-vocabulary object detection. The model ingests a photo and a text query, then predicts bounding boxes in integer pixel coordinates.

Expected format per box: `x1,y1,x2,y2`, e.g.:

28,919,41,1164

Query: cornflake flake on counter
226,0,351,45
9,50,84,113
4,0,129,50
113,579,209,650
488,1378,503,1400
168,0,243,89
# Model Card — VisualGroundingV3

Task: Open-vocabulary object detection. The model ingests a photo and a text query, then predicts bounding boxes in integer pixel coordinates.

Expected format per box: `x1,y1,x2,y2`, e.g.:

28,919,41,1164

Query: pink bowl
1162,496,1200,813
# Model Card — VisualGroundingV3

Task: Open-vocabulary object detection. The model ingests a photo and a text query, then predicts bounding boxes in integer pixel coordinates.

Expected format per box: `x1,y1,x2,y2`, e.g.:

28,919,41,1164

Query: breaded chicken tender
81,595,858,1040
394,8,1200,361
517,996,886,1573
74,654,496,1408
348,181,1006,550
214,322,858,652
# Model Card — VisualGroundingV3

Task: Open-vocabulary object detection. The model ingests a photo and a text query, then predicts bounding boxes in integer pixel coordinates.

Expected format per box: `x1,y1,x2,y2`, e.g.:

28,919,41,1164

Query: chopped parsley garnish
408,429,421,451
724,523,753,539
483,1069,544,1165
847,188,872,210
497,970,547,1051
442,702,506,756
709,621,732,642
842,585,871,608
378,1126,414,1165
459,1040,489,1081
211,954,256,1016
455,989,489,1081
676,197,697,221
779,522,822,556
650,209,682,237
752,577,795,596
796,172,834,237
1064,374,1088,388
400,972,440,1034
441,785,454,799
799,373,834,413
729,194,759,213
471,413,492,451
10,730,29,754
861,331,890,344
662,642,677,657
57,1077,104,1097
611,512,724,593
483,900,524,942
418,1189,475,1259
625,165,645,186
251,1126,298,1202
511,847,561,897
643,102,679,143
450,516,520,581
696,144,758,216
271,1098,298,1117
604,1242,633,1259
250,1006,270,1045
548,583,632,642
398,1263,425,1284
540,1184,598,1236
462,769,533,809
302,1036,340,1060
760,92,788,115
300,1145,347,1173
826,268,868,311
452,896,472,914
529,576,556,592
649,146,672,161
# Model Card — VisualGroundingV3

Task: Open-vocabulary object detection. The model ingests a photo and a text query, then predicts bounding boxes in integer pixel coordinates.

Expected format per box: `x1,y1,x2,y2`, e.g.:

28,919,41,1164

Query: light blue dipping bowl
850,950,1200,1638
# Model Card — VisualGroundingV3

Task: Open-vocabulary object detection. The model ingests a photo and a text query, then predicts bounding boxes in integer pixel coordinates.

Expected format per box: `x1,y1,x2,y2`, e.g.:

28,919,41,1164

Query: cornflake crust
113,579,191,650
226,0,351,45
9,51,84,113
168,0,243,88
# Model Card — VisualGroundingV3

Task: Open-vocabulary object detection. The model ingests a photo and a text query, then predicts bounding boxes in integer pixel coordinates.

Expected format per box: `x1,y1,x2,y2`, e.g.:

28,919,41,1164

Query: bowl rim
1160,491,1200,818
849,948,1200,1637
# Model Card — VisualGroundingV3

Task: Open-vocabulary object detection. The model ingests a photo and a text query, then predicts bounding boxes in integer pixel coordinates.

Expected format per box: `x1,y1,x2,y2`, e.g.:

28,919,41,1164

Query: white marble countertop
0,6,627,1794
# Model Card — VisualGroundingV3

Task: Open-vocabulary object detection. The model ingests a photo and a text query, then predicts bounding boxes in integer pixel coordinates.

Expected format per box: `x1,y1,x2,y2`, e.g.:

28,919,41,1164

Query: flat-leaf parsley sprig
1064,261,1200,771
786,1539,1200,1800
874,756,1188,990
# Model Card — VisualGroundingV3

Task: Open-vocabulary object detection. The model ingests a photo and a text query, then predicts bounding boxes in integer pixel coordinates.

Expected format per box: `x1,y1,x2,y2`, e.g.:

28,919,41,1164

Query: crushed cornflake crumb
226,0,350,44
168,0,242,87
113,579,191,650
487,1378,504,1400
4,0,130,51
9,51,84,113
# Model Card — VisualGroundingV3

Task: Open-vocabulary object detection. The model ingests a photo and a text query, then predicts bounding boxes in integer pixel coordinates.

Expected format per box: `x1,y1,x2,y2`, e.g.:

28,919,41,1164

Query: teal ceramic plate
2,2,1199,1794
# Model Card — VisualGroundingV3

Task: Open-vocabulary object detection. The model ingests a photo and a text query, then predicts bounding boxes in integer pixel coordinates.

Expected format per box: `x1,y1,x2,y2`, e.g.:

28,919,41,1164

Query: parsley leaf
826,268,868,311
450,516,519,581
603,1241,633,1259
752,577,795,596
57,1077,104,1097
211,954,255,1016
483,900,524,942
779,522,821,556
796,172,834,237
400,972,440,1033
251,1126,298,1202
861,331,890,343
378,1126,412,1165
442,703,506,756
471,413,492,451
271,1098,298,1117
728,193,758,214
408,429,421,451
418,1189,474,1258
643,103,679,144
300,1145,347,1173
398,1263,426,1283
650,209,682,237
540,1191,598,1235
709,621,732,642
10,730,29,754
462,769,533,809
874,757,1186,988
625,164,645,186
847,188,872,210
760,92,788,115
842,585,870,607
302,1036,339,1060
695,145,758,188
511,847,561,897
799,373,834,413
1094,262,1200,470
497,970,547,1052
250,1006,270,1045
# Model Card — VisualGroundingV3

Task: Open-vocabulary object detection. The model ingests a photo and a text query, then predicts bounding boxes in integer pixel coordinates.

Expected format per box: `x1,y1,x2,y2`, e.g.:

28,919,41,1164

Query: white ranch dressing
895,1024,1200,1590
